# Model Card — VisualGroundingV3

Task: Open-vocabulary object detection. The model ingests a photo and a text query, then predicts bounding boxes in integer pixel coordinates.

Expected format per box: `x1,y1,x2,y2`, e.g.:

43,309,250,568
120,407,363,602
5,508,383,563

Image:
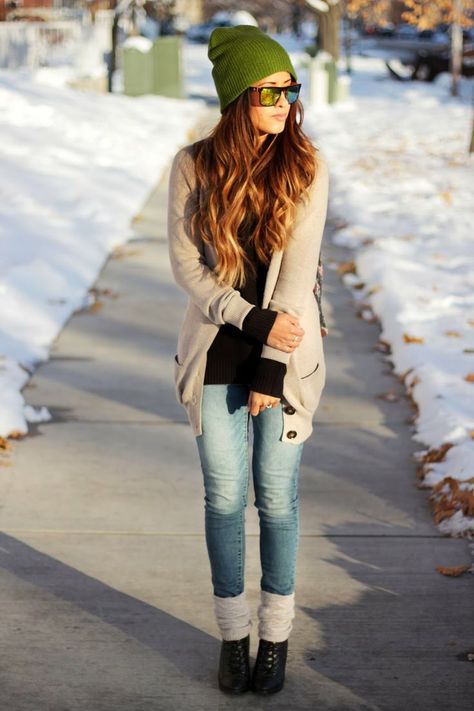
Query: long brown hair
189,90,318,288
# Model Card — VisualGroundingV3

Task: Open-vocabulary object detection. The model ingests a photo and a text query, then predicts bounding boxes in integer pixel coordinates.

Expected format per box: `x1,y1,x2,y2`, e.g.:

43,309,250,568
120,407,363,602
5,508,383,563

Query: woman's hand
266,313,304,353
248,391,280,416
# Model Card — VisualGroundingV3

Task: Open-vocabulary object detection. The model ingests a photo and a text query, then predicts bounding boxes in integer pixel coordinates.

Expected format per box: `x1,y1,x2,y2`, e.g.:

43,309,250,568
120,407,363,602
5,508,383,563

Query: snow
0,32,472,536
0,66,206,436
122,36,153,53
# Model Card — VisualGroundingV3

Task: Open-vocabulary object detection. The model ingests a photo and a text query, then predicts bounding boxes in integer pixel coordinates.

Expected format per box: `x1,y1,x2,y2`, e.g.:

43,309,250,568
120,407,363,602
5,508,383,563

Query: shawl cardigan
167,143,329,444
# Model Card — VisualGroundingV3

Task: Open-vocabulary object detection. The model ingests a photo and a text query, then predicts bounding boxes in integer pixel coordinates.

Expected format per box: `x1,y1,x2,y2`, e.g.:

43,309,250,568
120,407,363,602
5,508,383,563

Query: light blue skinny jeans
195,384,304,598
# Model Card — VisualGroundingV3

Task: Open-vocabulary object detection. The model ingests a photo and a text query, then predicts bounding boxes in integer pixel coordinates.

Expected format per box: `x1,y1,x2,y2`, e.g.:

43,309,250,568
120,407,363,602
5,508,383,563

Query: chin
264,122,286,135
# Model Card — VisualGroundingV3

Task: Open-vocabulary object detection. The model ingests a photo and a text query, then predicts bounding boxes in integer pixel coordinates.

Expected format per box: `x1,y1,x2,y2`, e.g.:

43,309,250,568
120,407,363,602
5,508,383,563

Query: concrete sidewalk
1,122,473,711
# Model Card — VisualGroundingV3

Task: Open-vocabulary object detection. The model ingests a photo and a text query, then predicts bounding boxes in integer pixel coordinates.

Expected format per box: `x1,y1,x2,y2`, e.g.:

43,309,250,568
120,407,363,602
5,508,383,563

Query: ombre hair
189,90,319,288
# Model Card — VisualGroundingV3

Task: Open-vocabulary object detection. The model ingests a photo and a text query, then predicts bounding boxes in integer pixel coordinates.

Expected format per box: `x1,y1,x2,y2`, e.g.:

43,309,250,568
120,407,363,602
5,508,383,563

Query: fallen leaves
374,339,392,354
89,287,118,300
0,437,11,451
439,190,453,205
444,330,462,338
336,260,357,275
415,442,454,484
429,476,474,526
74,287,119,315
436,565,470,577
112,246,142,260
0,436,12,467
87,301,103,314
403,332,425,344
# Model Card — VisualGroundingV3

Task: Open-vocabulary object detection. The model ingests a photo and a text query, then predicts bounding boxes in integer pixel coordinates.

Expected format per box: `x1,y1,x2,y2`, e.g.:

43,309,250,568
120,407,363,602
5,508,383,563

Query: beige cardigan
167,143,329,444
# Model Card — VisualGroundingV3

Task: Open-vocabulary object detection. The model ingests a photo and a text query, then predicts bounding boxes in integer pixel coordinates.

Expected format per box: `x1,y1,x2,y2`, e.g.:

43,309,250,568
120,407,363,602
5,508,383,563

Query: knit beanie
208,25,298,113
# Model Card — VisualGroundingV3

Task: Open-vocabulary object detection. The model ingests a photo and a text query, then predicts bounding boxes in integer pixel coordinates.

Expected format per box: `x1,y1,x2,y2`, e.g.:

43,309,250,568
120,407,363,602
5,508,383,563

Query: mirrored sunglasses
248,83,302,107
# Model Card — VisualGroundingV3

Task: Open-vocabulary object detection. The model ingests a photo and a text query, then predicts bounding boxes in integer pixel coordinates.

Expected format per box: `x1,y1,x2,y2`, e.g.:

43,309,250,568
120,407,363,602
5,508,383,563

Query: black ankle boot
251,639,288,695
218,635,250,694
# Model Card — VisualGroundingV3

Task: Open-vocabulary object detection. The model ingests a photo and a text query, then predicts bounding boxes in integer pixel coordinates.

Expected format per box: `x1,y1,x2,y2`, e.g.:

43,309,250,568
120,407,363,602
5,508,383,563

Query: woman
167,25,329,695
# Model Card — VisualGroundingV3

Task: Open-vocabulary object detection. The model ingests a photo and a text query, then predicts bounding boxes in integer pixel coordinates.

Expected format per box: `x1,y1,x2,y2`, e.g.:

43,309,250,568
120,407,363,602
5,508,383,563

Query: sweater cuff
250,358,287,399
242,307,278,344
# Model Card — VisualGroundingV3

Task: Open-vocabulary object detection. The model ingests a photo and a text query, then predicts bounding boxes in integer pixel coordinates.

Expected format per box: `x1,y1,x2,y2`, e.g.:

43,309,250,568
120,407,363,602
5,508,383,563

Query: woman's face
248,70,293,141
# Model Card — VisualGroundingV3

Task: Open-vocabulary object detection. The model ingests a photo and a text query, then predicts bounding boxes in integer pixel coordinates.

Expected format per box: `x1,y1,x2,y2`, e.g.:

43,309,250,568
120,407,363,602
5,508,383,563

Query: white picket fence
0,11,113,71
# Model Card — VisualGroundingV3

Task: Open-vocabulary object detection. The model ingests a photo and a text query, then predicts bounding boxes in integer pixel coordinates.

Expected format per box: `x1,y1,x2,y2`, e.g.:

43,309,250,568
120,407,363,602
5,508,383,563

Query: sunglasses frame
248,83,302,107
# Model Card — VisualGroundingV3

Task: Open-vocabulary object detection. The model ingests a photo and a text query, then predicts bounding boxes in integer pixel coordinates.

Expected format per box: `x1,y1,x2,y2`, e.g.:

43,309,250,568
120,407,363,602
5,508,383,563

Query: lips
272,114,288,120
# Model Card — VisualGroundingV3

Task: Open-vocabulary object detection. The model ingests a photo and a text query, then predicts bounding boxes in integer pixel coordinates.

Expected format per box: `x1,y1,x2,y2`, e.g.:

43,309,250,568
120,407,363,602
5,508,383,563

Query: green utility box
123,45,154,96
151,36,184,98
123,36,184,98
308,52,351,108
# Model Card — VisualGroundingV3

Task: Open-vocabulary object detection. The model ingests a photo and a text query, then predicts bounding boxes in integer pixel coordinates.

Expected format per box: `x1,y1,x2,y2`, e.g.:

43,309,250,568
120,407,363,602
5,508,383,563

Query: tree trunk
314,2,343,61
450,0,463,97
108,1,119,93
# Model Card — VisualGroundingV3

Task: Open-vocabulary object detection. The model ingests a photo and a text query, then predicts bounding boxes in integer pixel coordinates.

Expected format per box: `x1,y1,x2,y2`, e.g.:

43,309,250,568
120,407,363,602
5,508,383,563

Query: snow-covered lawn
301,56,474,538
0,66,206,436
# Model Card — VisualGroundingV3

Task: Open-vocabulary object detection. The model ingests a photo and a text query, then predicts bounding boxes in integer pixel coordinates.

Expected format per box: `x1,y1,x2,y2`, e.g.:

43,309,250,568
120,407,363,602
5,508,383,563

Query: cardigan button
287,430,297,439
284,405,296,415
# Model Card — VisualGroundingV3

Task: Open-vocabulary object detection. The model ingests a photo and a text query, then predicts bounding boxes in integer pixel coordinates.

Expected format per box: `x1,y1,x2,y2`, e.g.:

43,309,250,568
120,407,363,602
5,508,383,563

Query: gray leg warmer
213,591,252,641
257,590,295,642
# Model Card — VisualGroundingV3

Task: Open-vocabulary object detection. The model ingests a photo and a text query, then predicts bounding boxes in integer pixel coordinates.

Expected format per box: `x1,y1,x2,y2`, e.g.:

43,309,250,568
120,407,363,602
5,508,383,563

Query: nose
276,89,290,108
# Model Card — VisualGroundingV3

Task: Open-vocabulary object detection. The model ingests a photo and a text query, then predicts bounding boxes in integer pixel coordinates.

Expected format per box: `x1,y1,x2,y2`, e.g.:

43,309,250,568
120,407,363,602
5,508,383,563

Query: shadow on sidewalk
0,532,216,683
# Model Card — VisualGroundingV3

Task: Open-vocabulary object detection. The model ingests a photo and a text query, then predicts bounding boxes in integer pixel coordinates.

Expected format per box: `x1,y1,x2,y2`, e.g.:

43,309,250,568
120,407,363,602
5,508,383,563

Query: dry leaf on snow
336,260,357,275
439,190,452,204
403,333,425,344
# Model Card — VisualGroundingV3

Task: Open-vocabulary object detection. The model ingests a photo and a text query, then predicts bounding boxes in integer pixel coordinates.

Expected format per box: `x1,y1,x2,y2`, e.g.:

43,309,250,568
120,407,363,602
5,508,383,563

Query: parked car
411,41,474,81
187,19,234,43
395,23,419,39
387,40,474,82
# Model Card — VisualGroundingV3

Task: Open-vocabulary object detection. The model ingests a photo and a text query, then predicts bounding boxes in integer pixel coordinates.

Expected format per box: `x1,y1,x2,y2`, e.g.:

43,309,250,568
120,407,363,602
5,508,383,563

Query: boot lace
259,641,281,677
228,639,247,674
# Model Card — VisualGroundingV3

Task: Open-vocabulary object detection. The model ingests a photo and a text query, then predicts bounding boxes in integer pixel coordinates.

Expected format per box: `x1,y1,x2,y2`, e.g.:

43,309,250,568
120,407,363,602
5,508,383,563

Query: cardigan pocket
297,356,325,413
174,354,186,405
301,362,319,380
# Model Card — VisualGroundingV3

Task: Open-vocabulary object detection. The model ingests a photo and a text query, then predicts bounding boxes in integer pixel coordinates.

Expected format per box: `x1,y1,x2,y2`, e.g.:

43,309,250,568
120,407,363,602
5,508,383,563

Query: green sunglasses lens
260,87,278,106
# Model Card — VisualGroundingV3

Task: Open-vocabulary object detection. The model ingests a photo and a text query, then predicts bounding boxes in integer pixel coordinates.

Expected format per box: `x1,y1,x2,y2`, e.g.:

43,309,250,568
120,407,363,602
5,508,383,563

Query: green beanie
208,25,298,113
